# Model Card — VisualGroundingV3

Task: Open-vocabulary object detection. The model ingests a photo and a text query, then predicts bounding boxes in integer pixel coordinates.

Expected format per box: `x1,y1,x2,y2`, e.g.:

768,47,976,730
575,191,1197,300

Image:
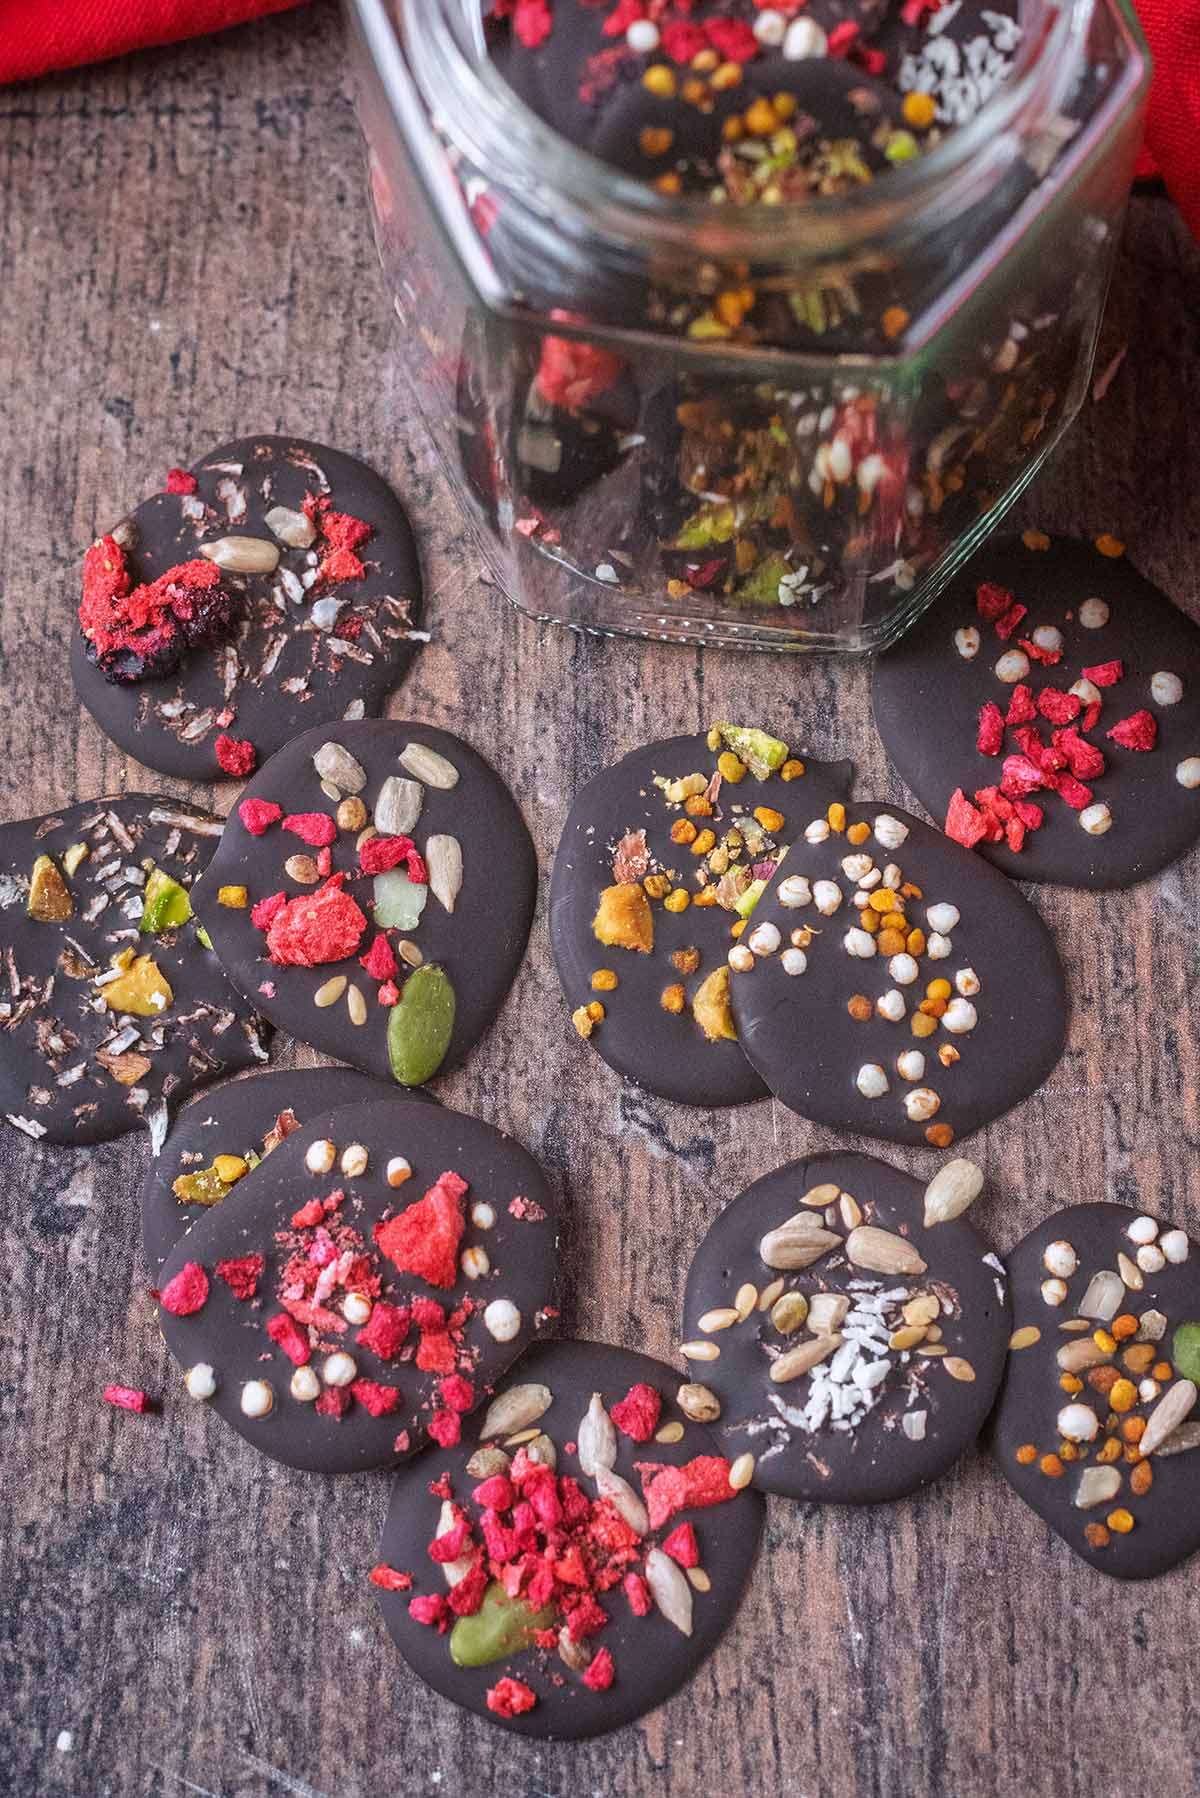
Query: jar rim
368,0,1142,261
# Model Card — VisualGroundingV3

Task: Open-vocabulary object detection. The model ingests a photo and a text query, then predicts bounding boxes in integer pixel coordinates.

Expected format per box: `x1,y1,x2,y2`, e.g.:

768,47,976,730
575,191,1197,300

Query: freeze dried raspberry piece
266,1312,311,1365
1013,798,1045,831
610,1383,662,1442
1107,709,1158,752
282,811,337,847
316,1386,352,1420
356,1300,411,1360
976,702,1005,756
79,535,236,683
290,1197,326,1229
486,1677,537,1718
238,797,282,836
582,1646,615,1692
1083,660,1124,687
165,468,197,495
215,1254,264,1299
428,1407,462,1447
266,875,368,967
319,508,371,555
535,316,624,410
409,1593,449,1629
566,1594,608,1641
643,1455,736,1530
250,890,287,930
351,1379,402,1418
1005,684,1037,725
975,581,1013,623
1055,773,1094,810
1000,754,1048,800
945,788,989,849
624,1571,651,1616
159,1262,209,1316
661,1521,699,1567
103,1384,154,1413
374,1170,467,1290
1035,688,1081,725
359,933,397,983
1018,636,1062,667
439,1374,474,1413
994,602,1027,641
1005,817,1026,853
214,734,256,778
369,1564,412,1591
1053,728,1106,781
359,834,425,879
473,1474,515,1512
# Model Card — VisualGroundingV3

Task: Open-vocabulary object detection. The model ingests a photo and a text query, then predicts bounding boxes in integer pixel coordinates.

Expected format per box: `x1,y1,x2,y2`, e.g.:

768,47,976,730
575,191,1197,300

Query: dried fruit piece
373,867,428,931
27,854,72,922
266,876,368,967
450,1581,555,1668
386,964,456,1085
139,866,192,933
374,1170,466,1289
101,948,173,1017
692,965,736,1042
592,883,653,953
172,1162,233,1207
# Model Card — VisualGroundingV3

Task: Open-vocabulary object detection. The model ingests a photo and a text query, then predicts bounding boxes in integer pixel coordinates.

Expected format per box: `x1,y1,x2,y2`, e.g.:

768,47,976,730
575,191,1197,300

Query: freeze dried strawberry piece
315,1386,352,1420
565,1593,608,1641
704,15,759,60
378,980,400,1006
359,933,397,982
624,1571,651,1617
282,811,337,847
369,1564,412,1591
975,581,1014,622
535,313,624,410
610,1383,662,1443
1053,728,1106,780
79,537,235,682
1107,709,1157,751
643,1455,736,1529
351,1379,401,1417
1005,684,1037,725
428,1519,473,1563
215,1254,264,1299
238,797,282,836
165,468,197,494
266,876,368,966
473,1474,515,1512
356,1300,410,1360
582,1647,615,1692
1081,700,1102,734
359,834,427,880
447,1562,489,1617
411,1297,447,1330
318,546,366,584
1013,798,1045,830
250,890,287,929
103,1384,154,1413
427,1407,462,1447
1083,660,1124,687
1035,688,1081,725
374,1171,467,1289
973,786,1013,822
661,1521,699,1568
214,734,256,777
660,17,709,59
408,1593,448,1629
976,702,1005,756
1055,773,1094,810
994,602,1027,641
290,1197,326,1229
1004,817,1026,853
1000,754,1047,799
266,1312,311,1365
439,1374,474,1413
944,788,989,849
159,1262,209,1316
1018,636,1062,666
486,1677,536,1718
319,508,371,554
414,1322,452,1371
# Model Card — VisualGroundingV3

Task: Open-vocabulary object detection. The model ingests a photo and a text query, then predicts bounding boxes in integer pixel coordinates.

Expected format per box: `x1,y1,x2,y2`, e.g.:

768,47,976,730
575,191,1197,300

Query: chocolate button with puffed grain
191,720,536,1087
374,1338,764,1739
549,724,853,1107
992,1201,1200,1579
729,800,1067,1148
873,532,1200,888
156,1096,559,1473
71,435,424,780
681,1150,1010,1503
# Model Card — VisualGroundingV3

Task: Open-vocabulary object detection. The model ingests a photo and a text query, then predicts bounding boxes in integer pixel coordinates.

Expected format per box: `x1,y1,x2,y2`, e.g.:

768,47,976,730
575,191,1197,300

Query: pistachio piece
27,854,73,922
692,965,736,1043
199,535,280,573
1172,1323,1200,1384
313,741,367,794
592,883,653,953
100,949,173,1017
449,1580,555,1668
264,503,316,548
139,866,192,933
62,842,90,878
374,775,423,837
426,835,463,914
171,1162,232,1206
577,1392,617,1477
712,722,789,779
479,1382,552,1440
386,964,455,1085
399,742,460,789
373,868,428,932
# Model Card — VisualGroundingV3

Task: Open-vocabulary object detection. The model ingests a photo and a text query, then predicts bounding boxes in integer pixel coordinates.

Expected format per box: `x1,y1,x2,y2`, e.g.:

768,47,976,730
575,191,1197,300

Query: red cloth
0,0,306,84
1134,0,1200,239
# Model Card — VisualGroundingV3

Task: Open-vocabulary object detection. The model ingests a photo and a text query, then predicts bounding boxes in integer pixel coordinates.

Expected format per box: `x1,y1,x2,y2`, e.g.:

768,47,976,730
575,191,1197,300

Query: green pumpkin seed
449,1580,555,1668
387,964,455,1085
1172,1321,1200,1384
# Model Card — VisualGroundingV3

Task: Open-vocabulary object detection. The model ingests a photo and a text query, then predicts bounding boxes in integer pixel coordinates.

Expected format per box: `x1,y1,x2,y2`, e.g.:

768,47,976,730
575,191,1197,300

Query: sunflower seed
769,1334,842,1384
1117,1251,1144,1291
374,775,423,837
757,1278,785,1312
839,1192,863,1230
480,1383,551,1439
399,742,459,789
759,1215,842,1270
923,1158,985,1226
1139,1379,1198,1457
645,1546,693,1636
314,976,347,1007
676,1383,721,1422
1009,1326,1041,1350
313,741,367,794
846,1225,927,1276
426,834,463,913
699,1307,740,1333
199,535,280,573
729,1452,755,1490
596,1466,649,1535
577,1392,617,1477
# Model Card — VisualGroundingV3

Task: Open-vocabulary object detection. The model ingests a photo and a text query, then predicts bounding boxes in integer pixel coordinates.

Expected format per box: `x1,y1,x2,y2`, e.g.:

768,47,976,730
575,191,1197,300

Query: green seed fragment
449,1580,555,1669
734,878,766,920
196,925,213,950
1172,1322,1200,1384
713,723,789,779
885,131,919,164
140,866,192,933
172,1164,231,1207
387,964,455,1086
62,842,90,878
373,868,428,932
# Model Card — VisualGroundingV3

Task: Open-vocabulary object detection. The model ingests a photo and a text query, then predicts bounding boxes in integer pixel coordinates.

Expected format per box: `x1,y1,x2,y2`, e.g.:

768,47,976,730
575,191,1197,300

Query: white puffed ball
843,929,877,959
625,19,660,52
1126,1215,1159,1244
342,1292,373,1326
781,948,808,976
472,1201,496,1230
888,953,919,986
1057,1403,1099,1442
185,1364,217,1401
1070,677,1101,706
903,1088,940,1122
1078,597,1109,629
1136,1244,1166,1275
1032,625,1064,655
1160,1229,1190,1264
926,902,960,934
855,1064,889,1100
896,1050,926,1082
728,944,755,972
748,921,781,957
340,1142,369,1178
841,854,874,882
1079,803,1112,836
778,875,812,908
386,1155,412,1187
753,7,786,46
926,933,952,960
995,650,1030,683
804,818,831,844
1151,670,1183,706
240,1380,274,1419
484,1299,522,1343
873,814,909,849
305,1138,336,1175
784,16,827,57
955,967,980,996
813,879,843,916
1139,1378,1161,1403
322,1351,357,1388
876,989,906,1021
955,627,980,660
461,1245,491,1281
1040,1278,1067,1306
942,998,978,1034
1177,757,1200,790
290,1366,320,1403
1043,1239,1078,1278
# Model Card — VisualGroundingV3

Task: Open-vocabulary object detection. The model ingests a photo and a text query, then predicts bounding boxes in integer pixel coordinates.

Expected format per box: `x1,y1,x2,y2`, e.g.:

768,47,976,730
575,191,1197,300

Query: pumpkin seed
449,1580,555,1667
645,1546,693,1637
577,1392,617,1477
1172,1323,1200,1384
888,1325,927,1352
313,741,367,793
285,854,320,885
400,742,460,789
374,774,424,837
676,1383,721,1422
346,983,367,1026
479,1383,551,1439
387,964,455,1084
426,834,463,914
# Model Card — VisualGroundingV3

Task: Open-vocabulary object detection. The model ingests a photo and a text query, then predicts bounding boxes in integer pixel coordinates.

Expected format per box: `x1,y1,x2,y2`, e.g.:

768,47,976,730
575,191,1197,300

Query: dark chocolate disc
873,533,1200,889
0,795,268,1147
991,1201,1200,1580
156,1096,560,1473
141,1066,425,1275
191,720,536,1085
549,729,853,1107
71,435,424,780
375,1338,764,1739
729,800,1067,1149
681,1150,1010,1503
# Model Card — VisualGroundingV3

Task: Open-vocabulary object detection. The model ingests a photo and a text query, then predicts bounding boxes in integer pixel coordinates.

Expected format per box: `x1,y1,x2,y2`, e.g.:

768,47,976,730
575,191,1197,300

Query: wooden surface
2,7,1199,1795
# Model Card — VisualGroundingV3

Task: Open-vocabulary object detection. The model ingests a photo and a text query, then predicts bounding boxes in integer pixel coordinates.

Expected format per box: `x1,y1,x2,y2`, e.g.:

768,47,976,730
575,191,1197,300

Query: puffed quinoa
728,944,755,972
290,1366,320,1402
888,953,919,985
185,1364,217,1401
781,948,808,976
323,1352,357,1387
1161,1229,1190,1264
903,1087,940,1121
748,921,781,956
1043,1240,1078,1277
461,1245,491,1280
386,1155,412,1187
925,902,960,934
484,1299,521,1342
1078,596,1109,628
305,1138,336,1175
240,1380,274,1419
777,875,811,908
942,998,978,1034
856,1063,889,1100
1041,1277,1068,1306
996,650,1031,683
1177,757,1200,789
843,929,877,958
955,967,981,996
804,819,830,844
343,1292,373,1325
873,814,909,849
954,626,980,659
1079,803,1112,836
1151,671,1183,705
877,989,906,1021
472,1201,497,1230
897,1050,926,1081
812,880,842,916
340,1142,369,1178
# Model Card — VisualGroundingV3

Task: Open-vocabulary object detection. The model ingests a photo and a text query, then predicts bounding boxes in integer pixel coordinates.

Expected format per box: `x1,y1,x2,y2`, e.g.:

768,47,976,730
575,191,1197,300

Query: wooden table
3,7,1198,1794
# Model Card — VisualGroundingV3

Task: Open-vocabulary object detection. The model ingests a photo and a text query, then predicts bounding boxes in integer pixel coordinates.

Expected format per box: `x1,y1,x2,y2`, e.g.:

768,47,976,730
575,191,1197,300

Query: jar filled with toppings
346,0,1148,652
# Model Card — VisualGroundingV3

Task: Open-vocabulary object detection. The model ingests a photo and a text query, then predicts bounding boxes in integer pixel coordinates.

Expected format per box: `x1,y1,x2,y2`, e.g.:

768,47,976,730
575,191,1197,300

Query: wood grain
1,7,1198,1794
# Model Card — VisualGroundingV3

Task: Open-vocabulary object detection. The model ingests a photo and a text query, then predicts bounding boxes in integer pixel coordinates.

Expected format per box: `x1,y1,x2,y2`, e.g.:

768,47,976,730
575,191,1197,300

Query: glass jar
345,0,1148,652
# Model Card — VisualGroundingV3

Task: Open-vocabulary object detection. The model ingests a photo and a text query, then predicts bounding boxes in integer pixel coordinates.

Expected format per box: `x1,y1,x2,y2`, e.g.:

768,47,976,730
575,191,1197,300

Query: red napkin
0,0,306,86
1134,0,1200,239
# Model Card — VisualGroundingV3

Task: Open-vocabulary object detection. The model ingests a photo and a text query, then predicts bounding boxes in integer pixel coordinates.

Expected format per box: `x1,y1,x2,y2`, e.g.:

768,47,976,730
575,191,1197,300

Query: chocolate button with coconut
873,533,1200,889
680,1151,1009,1503
156,1096,559,1473
71,435,424,779
992,1201,1200,1579
729,800,1067,1148
374,1339,764,1739
191,721,536,1086
0,794,268,1147
549,724,852,1106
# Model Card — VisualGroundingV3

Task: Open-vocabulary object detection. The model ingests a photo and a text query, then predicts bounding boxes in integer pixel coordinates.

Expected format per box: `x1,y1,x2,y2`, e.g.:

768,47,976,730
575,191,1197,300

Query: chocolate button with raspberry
71,435,424,780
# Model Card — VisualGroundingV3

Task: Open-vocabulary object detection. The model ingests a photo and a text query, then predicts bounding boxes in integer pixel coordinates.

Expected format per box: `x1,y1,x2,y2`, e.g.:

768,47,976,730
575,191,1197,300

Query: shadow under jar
346,0,1148,653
